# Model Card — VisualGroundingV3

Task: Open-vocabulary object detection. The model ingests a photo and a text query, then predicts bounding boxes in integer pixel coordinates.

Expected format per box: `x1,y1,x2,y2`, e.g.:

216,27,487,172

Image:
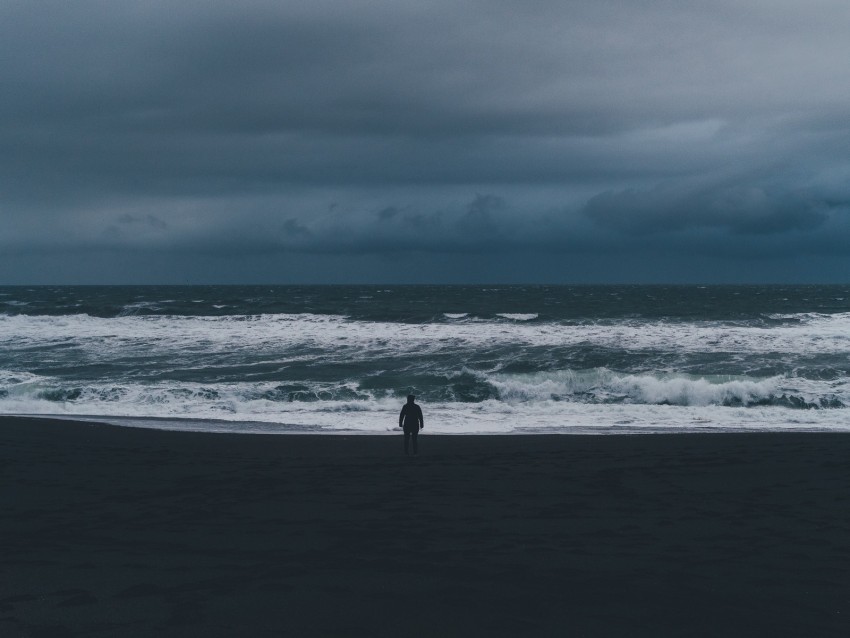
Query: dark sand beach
1,417,848,637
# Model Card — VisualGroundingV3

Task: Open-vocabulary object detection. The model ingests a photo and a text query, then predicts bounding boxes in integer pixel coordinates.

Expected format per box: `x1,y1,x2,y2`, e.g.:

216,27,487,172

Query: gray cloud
583,180,833,235
281,218,311,238
2,1,850,281
117,214,168,230
376,206,401,221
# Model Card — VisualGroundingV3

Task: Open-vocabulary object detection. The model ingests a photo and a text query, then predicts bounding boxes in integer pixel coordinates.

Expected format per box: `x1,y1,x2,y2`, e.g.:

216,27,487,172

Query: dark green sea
1,285,849,433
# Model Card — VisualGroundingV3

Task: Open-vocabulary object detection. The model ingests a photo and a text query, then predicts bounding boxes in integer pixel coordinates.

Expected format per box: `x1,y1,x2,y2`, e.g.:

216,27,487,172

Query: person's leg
404,431,410,455
411,430,418,455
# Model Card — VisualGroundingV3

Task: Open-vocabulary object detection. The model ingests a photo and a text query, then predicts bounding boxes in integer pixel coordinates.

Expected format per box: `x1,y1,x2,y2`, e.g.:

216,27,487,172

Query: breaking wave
2,284,850,433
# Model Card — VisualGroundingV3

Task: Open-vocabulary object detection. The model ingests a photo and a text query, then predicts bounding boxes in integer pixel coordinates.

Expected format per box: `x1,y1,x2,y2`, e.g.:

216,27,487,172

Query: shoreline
3,416,849,636
3,413,848,436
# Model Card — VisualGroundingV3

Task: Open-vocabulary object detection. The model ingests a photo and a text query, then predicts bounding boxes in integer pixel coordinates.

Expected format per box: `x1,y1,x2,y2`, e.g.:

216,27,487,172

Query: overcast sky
2,0,850,283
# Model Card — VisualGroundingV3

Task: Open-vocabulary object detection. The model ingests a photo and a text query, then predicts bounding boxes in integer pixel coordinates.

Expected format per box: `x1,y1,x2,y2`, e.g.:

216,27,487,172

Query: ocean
1,284,849,434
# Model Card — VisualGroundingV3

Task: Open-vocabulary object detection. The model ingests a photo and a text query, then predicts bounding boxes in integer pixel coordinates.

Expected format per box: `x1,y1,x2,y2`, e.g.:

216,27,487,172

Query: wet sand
1,417,848,637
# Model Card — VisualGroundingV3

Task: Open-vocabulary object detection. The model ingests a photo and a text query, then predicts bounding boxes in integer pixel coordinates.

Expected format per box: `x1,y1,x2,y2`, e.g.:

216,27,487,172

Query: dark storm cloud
281,219,310,239
583,180,833,235
376,207,401,221
116,214,168,230
2,0,850,282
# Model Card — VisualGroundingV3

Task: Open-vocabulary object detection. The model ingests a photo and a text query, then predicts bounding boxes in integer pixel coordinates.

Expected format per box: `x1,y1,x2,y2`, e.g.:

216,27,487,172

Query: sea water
1,285,848,434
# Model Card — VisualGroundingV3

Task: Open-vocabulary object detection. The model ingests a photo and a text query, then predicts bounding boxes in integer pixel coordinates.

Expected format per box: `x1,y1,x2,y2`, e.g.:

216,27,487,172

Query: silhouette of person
399,394,424,456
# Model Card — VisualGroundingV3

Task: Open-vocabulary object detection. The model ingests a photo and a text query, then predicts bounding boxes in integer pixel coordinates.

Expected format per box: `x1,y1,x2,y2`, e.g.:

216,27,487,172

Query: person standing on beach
399,395,424,456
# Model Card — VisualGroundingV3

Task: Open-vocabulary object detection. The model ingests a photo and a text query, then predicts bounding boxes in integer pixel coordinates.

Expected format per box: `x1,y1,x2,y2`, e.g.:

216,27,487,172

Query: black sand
1,417,848,637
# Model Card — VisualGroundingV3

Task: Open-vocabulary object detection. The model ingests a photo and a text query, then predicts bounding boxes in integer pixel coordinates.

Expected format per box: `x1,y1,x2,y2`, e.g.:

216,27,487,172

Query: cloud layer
2,0,850,282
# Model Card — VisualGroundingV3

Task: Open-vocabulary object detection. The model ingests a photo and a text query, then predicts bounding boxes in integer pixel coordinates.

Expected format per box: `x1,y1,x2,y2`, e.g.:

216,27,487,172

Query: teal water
1,285,849,433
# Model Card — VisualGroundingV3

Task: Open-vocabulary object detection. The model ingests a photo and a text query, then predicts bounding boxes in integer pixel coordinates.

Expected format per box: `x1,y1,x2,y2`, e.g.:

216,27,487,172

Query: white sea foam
2,311,849,434
496,313,538,321
1,367,847,434
3,312,850,371
495,368,847,407
3,384,849,434
117,301,162,316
